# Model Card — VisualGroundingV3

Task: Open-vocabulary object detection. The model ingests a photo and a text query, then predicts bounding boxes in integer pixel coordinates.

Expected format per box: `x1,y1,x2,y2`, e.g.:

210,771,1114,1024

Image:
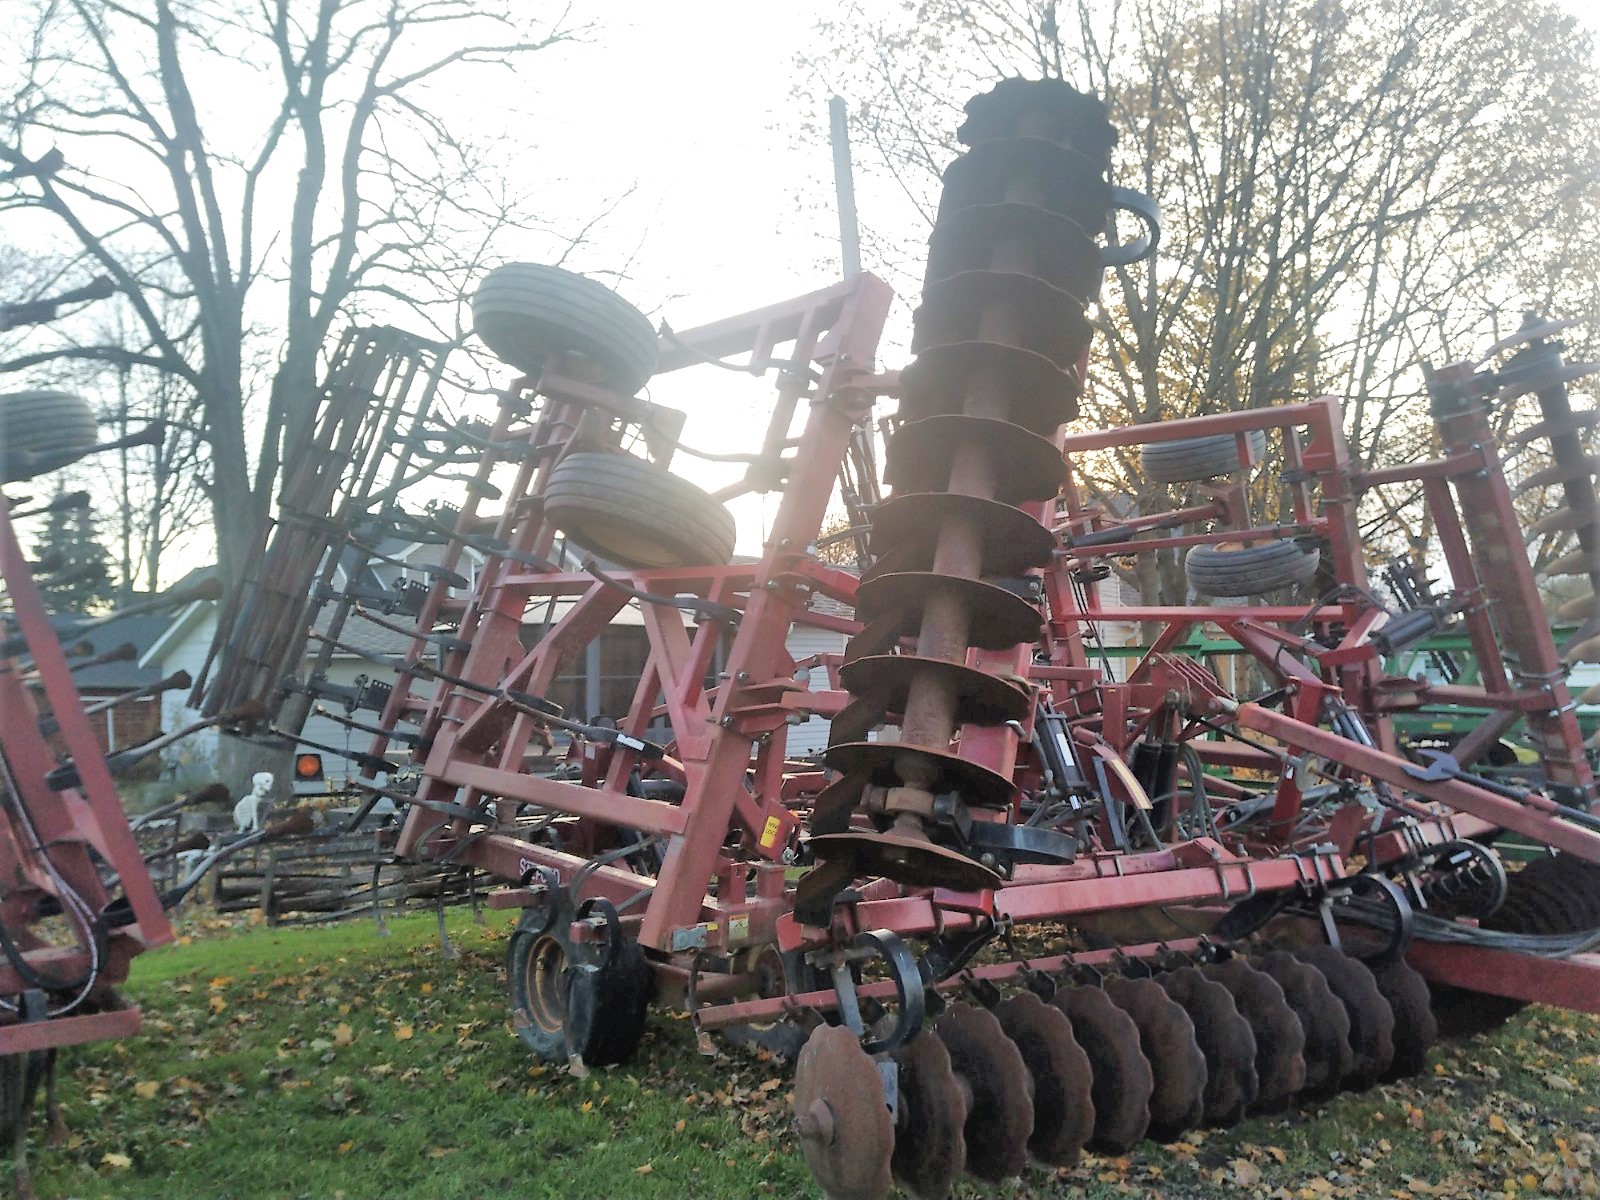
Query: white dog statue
233,771,274,834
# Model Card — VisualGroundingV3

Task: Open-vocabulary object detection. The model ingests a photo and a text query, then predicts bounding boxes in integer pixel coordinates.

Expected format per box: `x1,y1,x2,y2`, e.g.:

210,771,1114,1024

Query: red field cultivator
0,289,309,1194
199,77,1600,1199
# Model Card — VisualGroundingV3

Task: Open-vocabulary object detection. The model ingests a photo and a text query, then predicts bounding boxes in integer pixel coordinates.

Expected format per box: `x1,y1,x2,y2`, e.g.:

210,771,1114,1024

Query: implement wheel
472,263,658,395
1140,428,1266,484
544,451,736,568
507,899,652,1067
0,390,98,483
1184,538,1320,597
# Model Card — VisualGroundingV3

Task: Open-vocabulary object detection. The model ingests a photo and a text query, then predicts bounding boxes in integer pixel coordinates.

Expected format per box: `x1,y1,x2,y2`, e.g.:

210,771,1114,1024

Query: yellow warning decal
760,815,783,848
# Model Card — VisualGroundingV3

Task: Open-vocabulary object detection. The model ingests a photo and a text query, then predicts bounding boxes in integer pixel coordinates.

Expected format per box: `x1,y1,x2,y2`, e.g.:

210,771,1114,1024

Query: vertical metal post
829,96,861,279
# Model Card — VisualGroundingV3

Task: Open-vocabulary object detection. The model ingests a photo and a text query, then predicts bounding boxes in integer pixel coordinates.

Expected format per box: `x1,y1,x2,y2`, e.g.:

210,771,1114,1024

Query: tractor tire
1431,854,1600,1037
507,902,652,1068
544,451,736,569
1140,428,1266,484
471,263,658,395
0,389,98,483
1185,538,1320,597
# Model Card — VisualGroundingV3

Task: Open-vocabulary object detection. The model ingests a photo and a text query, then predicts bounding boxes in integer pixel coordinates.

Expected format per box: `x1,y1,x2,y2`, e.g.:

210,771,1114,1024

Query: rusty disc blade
1293,945,1396,1091
933,1003,1032,1183
925,201,1103,301
1543,547,1600,577
807,829,1003,892
938,137,1112,228
1496,362,1600,406
1527,506,1596,539
1368,959,1437,1081
838,656,1031,728
1562,635,1600,666
1556,592,1600,623
1203,959,1307,1115
1051,985,1151,1153
1103,976,1206,1141
823,740,1016,810
1157,966,1258,1127
1478,317,1583,363
912,270,1092,372
1514,454,1600,495
899,340,1079,436
887,414,1065,505
853,572,1043,651
869,492,1056,576
995,991,1095,1166
1252,951,1352,1100
891,1032,967,1200
956,77,1116,154
793,1025,893,1200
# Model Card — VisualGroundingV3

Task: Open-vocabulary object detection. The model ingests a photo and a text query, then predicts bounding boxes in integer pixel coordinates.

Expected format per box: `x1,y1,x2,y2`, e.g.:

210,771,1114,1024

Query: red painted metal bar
1405,942,1600,1013
693,939,1205,1031
0,1006,142,1055
1237,702,1600,860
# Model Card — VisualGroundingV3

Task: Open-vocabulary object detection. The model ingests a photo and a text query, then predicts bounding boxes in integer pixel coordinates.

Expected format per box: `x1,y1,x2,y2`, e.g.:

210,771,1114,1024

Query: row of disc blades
793,948,1436,1200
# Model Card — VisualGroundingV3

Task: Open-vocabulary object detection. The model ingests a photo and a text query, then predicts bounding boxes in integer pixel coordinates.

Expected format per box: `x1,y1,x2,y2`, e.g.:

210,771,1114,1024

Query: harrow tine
1103,975,1206,1141
1156,966,1258,1127
993,991,1095,1167
1202,958,1308,1115
1051,985,1151,1153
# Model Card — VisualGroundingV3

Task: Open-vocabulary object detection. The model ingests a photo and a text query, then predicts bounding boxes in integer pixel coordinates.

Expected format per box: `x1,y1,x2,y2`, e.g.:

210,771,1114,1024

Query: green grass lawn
26,910,1600,1200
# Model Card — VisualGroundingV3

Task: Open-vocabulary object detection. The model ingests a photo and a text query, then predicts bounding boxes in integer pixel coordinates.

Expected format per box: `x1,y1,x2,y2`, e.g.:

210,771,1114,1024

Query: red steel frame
0,496,171,1053
298,277,1600,1028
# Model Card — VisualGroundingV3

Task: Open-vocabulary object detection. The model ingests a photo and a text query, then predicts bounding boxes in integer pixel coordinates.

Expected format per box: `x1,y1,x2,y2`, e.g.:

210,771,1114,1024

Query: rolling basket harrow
151,75,1600,1198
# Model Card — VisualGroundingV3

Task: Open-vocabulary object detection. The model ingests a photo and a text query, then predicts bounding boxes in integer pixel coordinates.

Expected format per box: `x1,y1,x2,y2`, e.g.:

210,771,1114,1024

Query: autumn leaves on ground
28,910,1600,1200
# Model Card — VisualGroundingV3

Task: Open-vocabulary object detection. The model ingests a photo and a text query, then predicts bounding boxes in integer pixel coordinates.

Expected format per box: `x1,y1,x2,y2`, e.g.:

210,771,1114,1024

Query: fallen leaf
394,1024,414,1041
134,1080,159,1101
337,1141,354,1155
634,1164,653,1175
333,1023,354,1046
102,1152,132,1170
1233,1158,1263,1186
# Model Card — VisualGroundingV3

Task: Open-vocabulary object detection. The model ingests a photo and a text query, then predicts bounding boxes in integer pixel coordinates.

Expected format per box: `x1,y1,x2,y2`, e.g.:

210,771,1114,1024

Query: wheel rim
525,933,567,1035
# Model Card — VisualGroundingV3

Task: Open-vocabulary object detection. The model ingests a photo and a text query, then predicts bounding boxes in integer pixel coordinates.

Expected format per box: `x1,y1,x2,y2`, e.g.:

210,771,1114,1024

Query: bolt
736,671,751,683
794,1099,836,1144
720,716,734,728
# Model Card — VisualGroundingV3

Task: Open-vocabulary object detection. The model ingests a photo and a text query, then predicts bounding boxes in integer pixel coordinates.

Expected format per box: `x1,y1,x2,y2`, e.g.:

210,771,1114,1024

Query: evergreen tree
31,489,115,613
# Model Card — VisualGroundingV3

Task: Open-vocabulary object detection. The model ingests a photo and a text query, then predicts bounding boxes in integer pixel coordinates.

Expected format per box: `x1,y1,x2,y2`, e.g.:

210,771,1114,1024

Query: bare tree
800,0,1600,597
0,0,593,783
0,0,587,585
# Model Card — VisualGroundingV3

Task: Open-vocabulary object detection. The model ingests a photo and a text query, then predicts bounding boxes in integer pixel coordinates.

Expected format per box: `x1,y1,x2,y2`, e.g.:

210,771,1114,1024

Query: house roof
47,610,169,690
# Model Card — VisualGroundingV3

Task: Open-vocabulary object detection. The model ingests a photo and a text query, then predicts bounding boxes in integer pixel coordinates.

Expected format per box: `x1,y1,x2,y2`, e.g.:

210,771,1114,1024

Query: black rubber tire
507,904,651,1067
1140,428,1266,484
1433,854,1600,1036
0,389,98,482
544,451,736,568
1185,539,1320,597
472,263,658,394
